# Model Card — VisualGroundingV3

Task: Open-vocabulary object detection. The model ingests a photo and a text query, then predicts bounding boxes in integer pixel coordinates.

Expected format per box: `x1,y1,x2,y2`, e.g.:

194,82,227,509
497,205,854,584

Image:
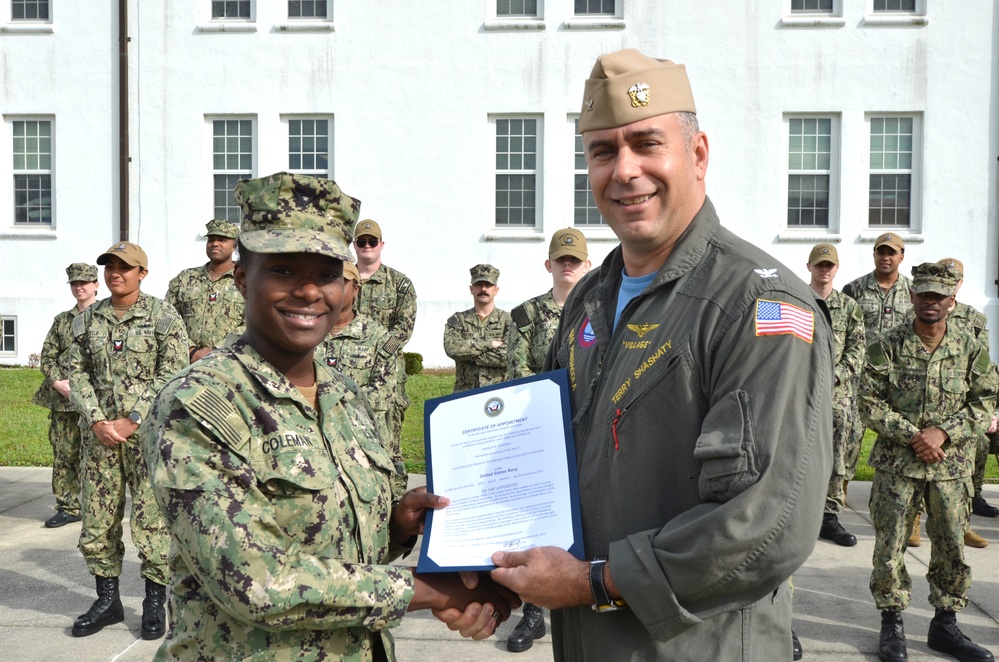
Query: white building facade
1,0,997,367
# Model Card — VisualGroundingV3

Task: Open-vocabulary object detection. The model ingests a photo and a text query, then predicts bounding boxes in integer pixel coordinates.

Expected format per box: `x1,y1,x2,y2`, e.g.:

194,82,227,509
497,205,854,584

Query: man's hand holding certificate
417,369,583,572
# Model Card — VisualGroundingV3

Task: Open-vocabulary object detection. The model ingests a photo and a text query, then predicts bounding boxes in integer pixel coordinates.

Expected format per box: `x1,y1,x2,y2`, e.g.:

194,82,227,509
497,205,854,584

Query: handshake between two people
392,486,593,640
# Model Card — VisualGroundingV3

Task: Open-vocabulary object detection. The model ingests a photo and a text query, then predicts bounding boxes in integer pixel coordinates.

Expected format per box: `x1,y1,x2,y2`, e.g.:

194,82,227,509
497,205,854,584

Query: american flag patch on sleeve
755,299,814,343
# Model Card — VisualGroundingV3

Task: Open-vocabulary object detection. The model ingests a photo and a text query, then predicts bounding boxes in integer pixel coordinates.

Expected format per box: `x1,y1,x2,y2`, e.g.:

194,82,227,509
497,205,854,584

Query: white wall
2,1,996,367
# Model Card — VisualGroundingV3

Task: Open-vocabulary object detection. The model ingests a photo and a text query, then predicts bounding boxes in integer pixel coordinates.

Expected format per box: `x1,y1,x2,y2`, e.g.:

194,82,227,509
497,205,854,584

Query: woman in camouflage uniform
143,172,516,661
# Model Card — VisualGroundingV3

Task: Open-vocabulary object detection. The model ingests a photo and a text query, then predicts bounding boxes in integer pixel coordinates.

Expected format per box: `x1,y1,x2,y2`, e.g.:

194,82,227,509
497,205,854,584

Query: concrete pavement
1,466,998,661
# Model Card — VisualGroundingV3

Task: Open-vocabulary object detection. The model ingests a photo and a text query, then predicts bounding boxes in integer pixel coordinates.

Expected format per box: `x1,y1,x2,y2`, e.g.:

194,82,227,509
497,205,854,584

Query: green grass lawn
3,367,996,482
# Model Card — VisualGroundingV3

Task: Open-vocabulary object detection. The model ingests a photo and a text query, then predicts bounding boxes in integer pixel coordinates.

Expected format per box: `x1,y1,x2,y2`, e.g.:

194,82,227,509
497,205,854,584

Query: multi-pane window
288,0,327,18
11,0,48,20
574,0,614,14
212,1,251,19
873,0,915,10
573,119,603,225
787,117,832,228
288,119,330,176
791,0,833,11
869,117,913,227
496,0,538,17
495,118,537,226
1,317,15,353
13,119,52,225
213,119,253,223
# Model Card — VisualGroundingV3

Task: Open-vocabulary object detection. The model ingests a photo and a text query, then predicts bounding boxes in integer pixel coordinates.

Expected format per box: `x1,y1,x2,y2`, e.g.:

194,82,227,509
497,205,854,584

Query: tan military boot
906,513,921,547
964,528,989,548
843,480,849,499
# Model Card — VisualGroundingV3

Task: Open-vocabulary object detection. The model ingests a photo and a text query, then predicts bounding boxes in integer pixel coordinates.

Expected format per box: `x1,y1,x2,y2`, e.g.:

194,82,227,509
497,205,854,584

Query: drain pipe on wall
117,0,130,242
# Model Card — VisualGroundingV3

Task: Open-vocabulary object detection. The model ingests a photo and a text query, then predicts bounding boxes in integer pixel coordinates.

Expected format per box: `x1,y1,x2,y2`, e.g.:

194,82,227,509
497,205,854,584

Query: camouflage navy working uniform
145,338,413,661
70,283,189,583
31,262,99,518
842,232,913,347
825,287,867,512
353,230,416,447
444,264,512,392
860,263,997,612
165,219,244,354
506,291,561,380
143,172,416,661
318,313,404,497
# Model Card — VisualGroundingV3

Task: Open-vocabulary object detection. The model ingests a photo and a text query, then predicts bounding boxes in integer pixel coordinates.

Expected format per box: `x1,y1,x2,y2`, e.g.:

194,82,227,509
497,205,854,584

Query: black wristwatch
589,557,626,612
128,411,143,426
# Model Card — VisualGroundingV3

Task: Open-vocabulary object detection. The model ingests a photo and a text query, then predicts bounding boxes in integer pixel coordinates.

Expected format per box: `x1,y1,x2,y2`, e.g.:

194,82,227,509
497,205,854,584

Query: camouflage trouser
79,430,170,584
826,395,862,513
48,409,83,515
971,434,990,491
869,470,972,611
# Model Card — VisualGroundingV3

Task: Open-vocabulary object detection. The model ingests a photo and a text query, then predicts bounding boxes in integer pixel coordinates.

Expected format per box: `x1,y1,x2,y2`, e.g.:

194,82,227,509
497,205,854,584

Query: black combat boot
506,602,545,652
972,490,999,518
791,629,803,660
927,609,995,662
141,578,168,640
878,610,907,662
819,513,857,547
72,575,124,637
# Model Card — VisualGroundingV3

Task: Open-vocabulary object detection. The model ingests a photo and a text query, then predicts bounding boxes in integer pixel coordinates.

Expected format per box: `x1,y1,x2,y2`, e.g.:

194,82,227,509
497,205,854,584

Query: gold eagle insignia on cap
627,323,659,338
628,83,651,108
562,236,575,246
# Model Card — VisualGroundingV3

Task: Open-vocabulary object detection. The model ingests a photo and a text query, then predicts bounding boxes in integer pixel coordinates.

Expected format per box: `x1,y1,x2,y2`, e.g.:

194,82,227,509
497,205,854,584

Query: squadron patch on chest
577,317,597,348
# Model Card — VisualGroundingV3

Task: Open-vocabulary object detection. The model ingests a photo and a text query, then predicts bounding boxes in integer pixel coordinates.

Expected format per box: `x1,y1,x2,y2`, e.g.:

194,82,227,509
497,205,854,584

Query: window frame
492,114,542,230
863,0,926,25
9,116,54,227
208,116,255,224
284,115,333,178
287,0,329,20
10,0,49,22
486,0,544,29
571,116,604,226
866,113,921,231
211,0,254,20
572,0,619,18
0,316,16,355
783,114,840,232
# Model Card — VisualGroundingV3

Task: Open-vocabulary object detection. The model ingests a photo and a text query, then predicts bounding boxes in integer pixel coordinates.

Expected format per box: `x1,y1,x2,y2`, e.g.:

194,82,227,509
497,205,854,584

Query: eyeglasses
355,237,380,248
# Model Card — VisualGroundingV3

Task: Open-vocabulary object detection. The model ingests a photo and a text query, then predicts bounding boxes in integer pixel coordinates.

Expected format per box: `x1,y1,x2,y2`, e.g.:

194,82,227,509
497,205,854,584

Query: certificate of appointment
416,369,584,572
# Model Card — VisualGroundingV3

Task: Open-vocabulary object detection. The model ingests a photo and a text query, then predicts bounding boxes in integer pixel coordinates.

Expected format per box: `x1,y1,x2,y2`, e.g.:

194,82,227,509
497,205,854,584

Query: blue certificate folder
416,368,584,573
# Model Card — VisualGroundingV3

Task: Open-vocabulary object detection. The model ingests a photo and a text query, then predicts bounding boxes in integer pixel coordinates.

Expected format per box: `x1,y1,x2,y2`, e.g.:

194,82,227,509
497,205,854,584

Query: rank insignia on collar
209,293,218,302
628,83,651,108
327,357,338,367
113,339,124,351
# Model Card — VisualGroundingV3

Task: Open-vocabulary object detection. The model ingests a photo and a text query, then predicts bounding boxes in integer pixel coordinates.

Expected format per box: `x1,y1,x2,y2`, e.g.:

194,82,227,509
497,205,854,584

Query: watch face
129,412,142,424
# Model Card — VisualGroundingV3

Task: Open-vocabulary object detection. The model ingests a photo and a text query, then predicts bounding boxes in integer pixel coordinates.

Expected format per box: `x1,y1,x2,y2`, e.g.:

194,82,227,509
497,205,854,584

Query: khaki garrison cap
578,48,696,133
549,228,588,261
234,172,359,261
66,262,98,282
342,261,360,283
910,263,959,297
874,232,904,252
97,242,148,269
937,257,964,278
808,243,839,267
354,219,382,241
